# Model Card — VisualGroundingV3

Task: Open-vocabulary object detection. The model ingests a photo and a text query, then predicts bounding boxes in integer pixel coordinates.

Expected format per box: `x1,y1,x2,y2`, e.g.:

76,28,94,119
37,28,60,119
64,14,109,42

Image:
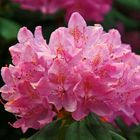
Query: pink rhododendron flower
11,0,112,22
63,0,112,22
1,12,140,132
12,0,62,14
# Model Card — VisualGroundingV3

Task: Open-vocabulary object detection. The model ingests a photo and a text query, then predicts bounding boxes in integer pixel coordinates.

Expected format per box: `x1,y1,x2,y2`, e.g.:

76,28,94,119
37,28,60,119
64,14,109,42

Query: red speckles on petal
1,12,140,132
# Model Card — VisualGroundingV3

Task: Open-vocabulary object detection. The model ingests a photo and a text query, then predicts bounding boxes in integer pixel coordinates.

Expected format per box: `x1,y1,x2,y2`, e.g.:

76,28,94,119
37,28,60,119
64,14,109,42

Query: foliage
28,114,126,140
0,0,140,140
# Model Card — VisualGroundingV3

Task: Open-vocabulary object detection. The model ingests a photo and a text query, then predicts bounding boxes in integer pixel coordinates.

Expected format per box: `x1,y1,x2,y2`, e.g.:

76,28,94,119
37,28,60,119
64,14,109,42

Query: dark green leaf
117,0,140,10
102,8,140,30
65,120,96,140
65,121,79,140
109,131,126,140
115,118,138,140
113,9,140,28
28,119,62,140
0,17,20,40
86,114,112,140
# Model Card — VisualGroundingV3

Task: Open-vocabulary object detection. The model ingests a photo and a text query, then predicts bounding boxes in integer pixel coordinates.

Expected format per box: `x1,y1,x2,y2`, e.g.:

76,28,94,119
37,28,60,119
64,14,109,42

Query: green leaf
109,131,126,140
102,9,116,30
112,9,140,28
79,120,96,140
0,17,20,40
102,8,140,30
28,119,62,140
117,0,140,10
115,118,128,132
65,120,96,140
115,118,138,140
27,115,128,140
65,121,79,140
86,114,112,140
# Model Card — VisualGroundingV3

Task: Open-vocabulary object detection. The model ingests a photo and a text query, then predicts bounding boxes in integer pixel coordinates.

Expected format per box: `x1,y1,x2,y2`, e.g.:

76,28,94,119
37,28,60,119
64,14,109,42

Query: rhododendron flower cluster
11,0,112,22
1,12,140,132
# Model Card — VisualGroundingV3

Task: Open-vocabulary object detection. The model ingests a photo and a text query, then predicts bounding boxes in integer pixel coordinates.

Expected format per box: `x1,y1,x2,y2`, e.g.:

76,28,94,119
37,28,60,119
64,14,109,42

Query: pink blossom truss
63,0,112,22
11,0,112,22
1,12,140,132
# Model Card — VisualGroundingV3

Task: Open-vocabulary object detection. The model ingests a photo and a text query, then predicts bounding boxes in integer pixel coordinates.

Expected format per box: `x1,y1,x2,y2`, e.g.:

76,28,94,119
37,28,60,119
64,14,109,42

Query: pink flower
1,12,140,132
63,0,112,22
11,0,112,22
12,0,62,14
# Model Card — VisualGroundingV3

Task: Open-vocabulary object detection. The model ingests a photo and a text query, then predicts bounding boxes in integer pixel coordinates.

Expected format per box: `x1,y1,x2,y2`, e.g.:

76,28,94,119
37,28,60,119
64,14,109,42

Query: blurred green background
0,0,140,139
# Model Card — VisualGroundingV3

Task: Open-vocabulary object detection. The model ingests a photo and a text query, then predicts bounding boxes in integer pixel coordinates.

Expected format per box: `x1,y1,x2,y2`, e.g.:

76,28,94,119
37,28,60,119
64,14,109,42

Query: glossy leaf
86,114,112,140
65,120,96,140
109,131,126,140
28,119,62,140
